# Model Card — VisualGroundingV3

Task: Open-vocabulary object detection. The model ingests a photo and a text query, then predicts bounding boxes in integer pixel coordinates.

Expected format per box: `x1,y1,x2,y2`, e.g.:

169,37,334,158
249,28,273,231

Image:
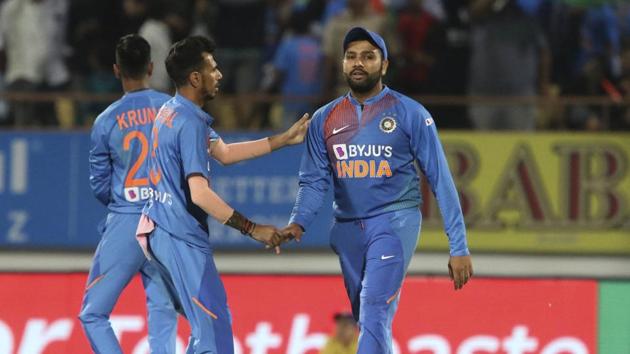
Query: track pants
148,226,234,354
79,213,178,354
330,207,421,353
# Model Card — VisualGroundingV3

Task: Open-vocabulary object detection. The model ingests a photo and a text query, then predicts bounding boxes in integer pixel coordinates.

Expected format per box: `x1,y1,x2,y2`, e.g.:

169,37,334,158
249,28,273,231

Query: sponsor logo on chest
331,144,393,178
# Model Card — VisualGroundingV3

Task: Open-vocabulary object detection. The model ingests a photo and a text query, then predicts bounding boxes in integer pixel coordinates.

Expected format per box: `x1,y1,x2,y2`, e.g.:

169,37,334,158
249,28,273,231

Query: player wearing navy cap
281,27,473,353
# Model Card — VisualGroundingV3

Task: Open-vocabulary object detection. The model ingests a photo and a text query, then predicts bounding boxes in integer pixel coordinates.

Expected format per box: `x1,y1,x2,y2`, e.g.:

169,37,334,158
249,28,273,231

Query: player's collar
174,93,214,125
123,88,151,98
346,86,390,106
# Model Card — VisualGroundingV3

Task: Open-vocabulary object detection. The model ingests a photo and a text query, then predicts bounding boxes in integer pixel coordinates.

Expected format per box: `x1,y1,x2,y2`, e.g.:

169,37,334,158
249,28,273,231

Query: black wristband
224,210,256,236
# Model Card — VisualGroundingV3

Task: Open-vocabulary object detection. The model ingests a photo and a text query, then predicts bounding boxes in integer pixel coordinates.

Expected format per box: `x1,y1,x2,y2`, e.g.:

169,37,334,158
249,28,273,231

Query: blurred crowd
1,0,630,131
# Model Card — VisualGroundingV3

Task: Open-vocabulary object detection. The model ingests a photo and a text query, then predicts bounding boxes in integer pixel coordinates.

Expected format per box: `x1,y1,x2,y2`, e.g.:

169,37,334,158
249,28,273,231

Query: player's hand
279,223,304,242
250,224,283,254
448,255,473,290
282,114,311,146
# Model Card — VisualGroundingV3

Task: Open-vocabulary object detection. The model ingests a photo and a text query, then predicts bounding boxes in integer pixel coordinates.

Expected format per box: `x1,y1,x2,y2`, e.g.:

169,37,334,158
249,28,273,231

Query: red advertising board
0,274,596,354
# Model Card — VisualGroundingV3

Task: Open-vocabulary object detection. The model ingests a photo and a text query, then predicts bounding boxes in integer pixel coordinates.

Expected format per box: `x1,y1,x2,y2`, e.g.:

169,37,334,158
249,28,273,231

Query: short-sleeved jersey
143,94,220,250
89,89,171,213
289,86,469,256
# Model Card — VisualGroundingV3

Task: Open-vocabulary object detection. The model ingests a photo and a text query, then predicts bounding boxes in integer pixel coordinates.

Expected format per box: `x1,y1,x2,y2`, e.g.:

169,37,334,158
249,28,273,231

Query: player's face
335,320,357,342
199,52,222,102
342,40,387,94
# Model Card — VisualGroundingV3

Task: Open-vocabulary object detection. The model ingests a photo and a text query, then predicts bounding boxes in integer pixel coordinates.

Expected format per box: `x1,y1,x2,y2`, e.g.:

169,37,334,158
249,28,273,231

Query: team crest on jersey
379,117,397,133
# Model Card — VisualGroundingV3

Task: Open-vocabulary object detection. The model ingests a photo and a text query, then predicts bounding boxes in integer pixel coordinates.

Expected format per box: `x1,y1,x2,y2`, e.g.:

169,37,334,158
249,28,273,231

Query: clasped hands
249,223,304,254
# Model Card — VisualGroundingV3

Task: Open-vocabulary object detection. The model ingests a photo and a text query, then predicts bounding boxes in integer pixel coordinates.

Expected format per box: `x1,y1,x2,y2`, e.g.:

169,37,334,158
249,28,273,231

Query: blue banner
0,132,334,250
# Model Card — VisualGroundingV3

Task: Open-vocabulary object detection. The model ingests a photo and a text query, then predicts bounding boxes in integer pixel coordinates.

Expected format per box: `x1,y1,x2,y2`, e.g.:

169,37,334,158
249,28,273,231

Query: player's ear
189,71,201,88
381,59,389,76
113,64,121,79
147,62,154,77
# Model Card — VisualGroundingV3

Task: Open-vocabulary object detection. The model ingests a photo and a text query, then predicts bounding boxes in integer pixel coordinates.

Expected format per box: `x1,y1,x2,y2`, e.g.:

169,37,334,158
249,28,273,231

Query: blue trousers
330,208,421,354
79,213,178,354
148,226,234,354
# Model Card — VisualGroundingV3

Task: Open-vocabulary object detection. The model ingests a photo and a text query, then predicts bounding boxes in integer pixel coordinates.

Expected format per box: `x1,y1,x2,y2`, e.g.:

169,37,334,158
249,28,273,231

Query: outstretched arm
211,114,310,165
285,110,331,237
180,119,283,250
188,175,282,249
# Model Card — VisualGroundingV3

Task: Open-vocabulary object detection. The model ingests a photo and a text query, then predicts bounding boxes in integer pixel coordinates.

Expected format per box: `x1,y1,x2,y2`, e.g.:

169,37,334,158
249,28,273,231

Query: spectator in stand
545,2,622,130
139,0,173,93
320,312,359,354
395,0,438,95
67,0,116,73
619,3,630,46
212,0,266,129
467,0,551,130
252,0,294,128
267,10,323,129
576,4,621,82
120,0,148,37
79,41,120,126
423,0,473,129
539,1,582,91
565,55,618,131
0,0,70,127
189,0,215,38
320,0,386,25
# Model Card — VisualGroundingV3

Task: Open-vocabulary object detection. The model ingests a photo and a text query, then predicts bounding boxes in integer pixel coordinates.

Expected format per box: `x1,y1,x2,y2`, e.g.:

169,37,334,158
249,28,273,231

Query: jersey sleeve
89,117,113,206
289,109,332,229
208,125,220,143
408,107,469,256
179,118,209,179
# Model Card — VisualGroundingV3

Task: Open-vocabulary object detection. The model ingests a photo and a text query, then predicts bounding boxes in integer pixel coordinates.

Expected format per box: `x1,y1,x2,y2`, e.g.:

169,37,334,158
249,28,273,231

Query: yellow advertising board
420,133,630,254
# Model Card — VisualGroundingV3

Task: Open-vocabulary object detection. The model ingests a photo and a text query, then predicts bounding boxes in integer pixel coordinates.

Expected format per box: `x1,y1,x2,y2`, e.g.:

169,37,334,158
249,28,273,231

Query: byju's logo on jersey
331,144,393,178
124,187,153,202
124,187,140,202
332,144,348,160
332,144,393,159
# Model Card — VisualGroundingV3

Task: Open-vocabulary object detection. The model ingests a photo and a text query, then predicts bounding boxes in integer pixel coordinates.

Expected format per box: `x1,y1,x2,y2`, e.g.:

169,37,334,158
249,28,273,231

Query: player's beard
345,64,383,94
199,73,220,103
201,84,218,103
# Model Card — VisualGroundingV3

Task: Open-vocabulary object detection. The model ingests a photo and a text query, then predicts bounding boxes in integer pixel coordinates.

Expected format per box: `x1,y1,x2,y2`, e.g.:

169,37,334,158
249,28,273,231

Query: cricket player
281,27,473,353
79,34,178,354
137,35,309,353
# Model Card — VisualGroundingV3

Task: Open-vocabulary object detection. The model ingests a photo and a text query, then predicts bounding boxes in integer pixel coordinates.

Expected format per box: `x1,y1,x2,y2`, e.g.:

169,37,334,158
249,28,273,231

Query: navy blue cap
342,27,388,60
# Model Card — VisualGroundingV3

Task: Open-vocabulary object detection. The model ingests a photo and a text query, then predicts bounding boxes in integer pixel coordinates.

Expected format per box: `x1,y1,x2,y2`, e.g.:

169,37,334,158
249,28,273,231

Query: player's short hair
165,36,217,88
115,34,151,80
333,312,356,324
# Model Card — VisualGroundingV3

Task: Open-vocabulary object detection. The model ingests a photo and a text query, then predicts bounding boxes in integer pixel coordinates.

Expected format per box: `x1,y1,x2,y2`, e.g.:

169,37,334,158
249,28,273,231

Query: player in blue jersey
79,34,178,354
280,27,474,353
137,36,309,353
